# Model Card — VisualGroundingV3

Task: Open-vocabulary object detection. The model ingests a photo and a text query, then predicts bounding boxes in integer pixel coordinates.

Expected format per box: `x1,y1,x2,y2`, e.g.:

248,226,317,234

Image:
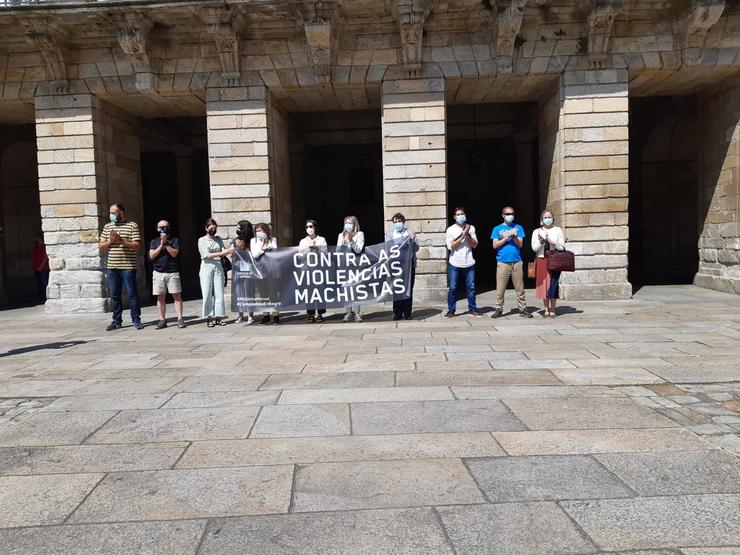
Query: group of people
97,202,564,330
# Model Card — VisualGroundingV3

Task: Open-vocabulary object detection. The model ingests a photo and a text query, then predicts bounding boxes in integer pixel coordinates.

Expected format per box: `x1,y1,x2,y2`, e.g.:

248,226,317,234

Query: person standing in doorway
337,215,365,322
99,203,143,330
198,218,232,327
299,219,328,323
32,232,49,304
445,207,481,317
531,209,566,318
385,213,419,320
149,219,186,329
490,206,532,319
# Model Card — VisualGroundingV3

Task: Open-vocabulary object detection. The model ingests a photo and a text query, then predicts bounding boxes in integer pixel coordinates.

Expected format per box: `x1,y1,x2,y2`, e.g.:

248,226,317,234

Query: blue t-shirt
491,223,525,263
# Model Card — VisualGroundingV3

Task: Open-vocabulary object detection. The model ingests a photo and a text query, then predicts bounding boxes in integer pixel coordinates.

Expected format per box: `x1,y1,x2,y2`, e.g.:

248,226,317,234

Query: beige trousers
495,261,526,310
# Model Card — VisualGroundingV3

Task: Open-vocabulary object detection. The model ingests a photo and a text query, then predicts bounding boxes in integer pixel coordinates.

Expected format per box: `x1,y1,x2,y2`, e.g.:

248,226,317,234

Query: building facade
0,0,737,312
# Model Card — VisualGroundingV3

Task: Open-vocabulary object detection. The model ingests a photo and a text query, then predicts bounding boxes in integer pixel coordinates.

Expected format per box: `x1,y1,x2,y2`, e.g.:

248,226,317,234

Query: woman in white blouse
298,219,328,323
531,209,566,318
337,215,365,322
250,222,280,325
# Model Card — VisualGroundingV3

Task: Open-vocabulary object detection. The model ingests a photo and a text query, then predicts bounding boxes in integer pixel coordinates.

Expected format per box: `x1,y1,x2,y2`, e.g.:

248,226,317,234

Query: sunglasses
503,213,514,216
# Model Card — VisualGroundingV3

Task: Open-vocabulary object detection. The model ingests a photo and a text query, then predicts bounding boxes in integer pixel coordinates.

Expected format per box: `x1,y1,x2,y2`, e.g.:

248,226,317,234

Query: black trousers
393,266,415,318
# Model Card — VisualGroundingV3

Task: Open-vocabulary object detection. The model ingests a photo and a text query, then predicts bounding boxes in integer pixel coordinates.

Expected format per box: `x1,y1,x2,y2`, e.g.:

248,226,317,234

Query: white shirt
250,236,277,258
298,235,328,253
337,230,365,253
531,225,565,258
446,223,477,268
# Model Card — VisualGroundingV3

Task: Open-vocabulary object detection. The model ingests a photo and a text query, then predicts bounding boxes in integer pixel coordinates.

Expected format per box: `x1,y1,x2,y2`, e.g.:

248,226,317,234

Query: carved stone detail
304,20,333,83
114,13,156,92
588,0,619,57
22,19,68,94
199,7,242,86
394,1,430,78
683,0,726,49
495,0,527,74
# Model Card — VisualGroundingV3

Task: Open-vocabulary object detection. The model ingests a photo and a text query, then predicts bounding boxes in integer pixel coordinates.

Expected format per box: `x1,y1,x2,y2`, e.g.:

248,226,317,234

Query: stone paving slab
292,459,485,512
162,391,280,409
551,367,665,385
40,394,172,412
259,372,394,390
69,466,294,523
595,450,740,495
503,397,676,430
561,494,740,551
0,520,207,555
0,443,187,475
0,378,182,397
86,407,259,443
278,386,454,404
350,400,527,435
452,385,622,399
0,473,103,527
250,404,351,438
177,432,504,468
465,455,634,502
436,501,597,555
199,508,452,554
396,370,562,386
166,375,267,392
0,411,117,447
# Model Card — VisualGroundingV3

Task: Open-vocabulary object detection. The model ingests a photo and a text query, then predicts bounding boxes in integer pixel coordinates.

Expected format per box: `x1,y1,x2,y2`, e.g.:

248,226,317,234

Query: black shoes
177,318,187,328
445,311,455,318
469,309,482,317
271,315,281,325
133,321,144,330
260,315,271,325
519,309,533,319
105,321,122,331
491,309,503,319
156,320,167,330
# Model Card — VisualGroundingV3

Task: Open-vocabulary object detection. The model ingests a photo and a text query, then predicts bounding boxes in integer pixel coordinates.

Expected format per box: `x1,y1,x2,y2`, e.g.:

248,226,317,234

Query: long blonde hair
343,215,360,233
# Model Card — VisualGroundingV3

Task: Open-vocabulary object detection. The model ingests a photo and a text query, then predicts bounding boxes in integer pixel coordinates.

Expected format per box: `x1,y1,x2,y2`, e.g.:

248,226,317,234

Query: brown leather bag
527,261,536,279
546,249,575,272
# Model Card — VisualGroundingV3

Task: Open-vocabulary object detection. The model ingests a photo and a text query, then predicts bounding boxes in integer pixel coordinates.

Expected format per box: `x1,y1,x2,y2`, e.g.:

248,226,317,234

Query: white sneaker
234,315,244,324
354,313,363,323
343,312,353,323
244,316,254,325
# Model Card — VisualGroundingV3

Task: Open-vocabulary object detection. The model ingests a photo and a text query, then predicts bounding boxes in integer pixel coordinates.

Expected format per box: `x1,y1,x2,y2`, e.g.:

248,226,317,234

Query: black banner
231,238,414,312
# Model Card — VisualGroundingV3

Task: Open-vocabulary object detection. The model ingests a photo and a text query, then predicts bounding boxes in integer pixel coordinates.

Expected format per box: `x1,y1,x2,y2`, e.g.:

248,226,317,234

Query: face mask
306,227,314,235
504,215,515,224
344,223,354,233
543,218,554,226
455,215,466,225
158,226,170,235
109,213,118,223
256,231,265,240
207,228,217,236
394,222,404,232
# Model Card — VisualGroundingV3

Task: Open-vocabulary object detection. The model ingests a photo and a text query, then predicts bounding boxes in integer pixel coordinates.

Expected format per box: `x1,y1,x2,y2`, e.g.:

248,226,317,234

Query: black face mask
158,227,170,235
207,228,217,236
236,228,248,238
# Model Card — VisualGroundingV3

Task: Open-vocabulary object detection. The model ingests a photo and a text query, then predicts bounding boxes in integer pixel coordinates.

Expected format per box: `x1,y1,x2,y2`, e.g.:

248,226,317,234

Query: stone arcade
0,0,737,312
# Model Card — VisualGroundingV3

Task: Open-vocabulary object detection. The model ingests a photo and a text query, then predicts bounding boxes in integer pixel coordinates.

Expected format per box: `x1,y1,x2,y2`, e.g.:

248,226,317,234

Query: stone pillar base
560,283,632,301
45,298,109,313
694,273,740,295
412,273,447,304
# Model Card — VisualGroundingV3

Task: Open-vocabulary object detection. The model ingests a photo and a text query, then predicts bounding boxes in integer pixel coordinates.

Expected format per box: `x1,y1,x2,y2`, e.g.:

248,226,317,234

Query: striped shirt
100,220,140,269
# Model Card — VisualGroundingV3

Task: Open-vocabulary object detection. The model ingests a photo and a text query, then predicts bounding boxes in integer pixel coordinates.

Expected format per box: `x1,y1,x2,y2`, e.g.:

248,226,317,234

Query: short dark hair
453,206,465,215
391,212,405,223
204,218,217,228
305,219,318,230
236,220,253,241
111,203,125,213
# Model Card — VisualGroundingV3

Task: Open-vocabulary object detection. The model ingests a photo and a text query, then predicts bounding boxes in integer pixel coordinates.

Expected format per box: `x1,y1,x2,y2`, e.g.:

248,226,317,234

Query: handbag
527,261,536,279
546,249,575,272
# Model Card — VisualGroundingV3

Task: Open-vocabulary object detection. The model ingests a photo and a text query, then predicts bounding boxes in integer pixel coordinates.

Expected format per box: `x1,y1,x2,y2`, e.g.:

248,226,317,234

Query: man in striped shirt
99,203,143,330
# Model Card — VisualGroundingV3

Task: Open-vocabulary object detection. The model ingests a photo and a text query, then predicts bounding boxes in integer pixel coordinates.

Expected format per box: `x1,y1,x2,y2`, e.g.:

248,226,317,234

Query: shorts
152,271,182,295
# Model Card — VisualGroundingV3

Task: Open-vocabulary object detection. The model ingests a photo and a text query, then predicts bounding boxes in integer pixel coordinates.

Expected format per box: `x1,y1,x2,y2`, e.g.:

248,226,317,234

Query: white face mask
256,231,266,240
543,218,554,226
306,227,315,236
344,223,354,233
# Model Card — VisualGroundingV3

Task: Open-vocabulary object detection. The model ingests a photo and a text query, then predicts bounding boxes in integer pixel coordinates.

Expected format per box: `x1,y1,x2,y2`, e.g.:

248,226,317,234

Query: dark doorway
629,96,699,288
140,117,211,299
289,110,383,246
447,103,539,293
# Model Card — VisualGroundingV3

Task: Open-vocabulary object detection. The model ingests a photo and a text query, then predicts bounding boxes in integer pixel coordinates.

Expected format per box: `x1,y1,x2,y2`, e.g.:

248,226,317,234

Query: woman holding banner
250,223,281,325
198,218,232,327
232,220,254,325
337,216,365,323
385,212,419,320
299,219,328,323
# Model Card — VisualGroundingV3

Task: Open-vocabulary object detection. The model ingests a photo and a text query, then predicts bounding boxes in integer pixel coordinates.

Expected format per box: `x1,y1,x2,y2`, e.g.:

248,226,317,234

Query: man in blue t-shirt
490,206,532,318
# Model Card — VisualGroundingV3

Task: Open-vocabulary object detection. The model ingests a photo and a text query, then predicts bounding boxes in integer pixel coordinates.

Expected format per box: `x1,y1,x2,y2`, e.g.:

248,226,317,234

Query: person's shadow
0,340,90,358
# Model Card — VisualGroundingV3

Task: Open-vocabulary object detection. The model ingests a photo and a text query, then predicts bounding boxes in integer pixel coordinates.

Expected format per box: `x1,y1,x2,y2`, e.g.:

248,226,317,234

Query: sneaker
234,315,244,324
469,309,482,317
133,321,144,330
177,318,187,329
343,312,353,323
404,315,413,320
354,313,363,323
306,315,316,323
156,320,167,330
271,315,281,325
259,315,271,325
105,321,122,331
444,310,455,318
245,316,254,325
491,308,503,319
519,309,533,319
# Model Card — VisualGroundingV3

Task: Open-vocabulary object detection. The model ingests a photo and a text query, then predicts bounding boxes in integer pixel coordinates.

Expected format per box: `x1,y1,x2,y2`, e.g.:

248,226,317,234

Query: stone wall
381,77,447,303
539,69,631,300
695,74,740,294
206,85,272,240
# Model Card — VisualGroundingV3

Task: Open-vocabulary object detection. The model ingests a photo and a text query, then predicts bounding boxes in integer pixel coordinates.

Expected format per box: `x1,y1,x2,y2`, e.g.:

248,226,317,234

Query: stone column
381,77,447,303
35,92,107,313
206,86,272,241
695,75,740,294
539,69,631,300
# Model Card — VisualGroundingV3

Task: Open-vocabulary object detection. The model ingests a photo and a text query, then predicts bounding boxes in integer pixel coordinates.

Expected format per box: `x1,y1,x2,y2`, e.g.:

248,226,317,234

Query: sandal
216,319,227,326
207,317,216,328
316,315,324,323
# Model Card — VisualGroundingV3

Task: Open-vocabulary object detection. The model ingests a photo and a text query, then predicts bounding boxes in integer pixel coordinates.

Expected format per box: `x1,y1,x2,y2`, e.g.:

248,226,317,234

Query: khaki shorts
152,271,182,295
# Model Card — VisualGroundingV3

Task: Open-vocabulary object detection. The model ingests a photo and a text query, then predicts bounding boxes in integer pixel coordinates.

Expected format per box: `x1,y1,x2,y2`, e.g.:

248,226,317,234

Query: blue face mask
504,214,515,224
543,218,554,226
109,213,118,223
394,222,404,232
455,215,466,225
344,223,354,233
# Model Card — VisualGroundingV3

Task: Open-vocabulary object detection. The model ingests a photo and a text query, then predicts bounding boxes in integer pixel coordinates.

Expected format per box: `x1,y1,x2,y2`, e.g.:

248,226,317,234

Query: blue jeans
107,269,141,324
448,264,476,312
